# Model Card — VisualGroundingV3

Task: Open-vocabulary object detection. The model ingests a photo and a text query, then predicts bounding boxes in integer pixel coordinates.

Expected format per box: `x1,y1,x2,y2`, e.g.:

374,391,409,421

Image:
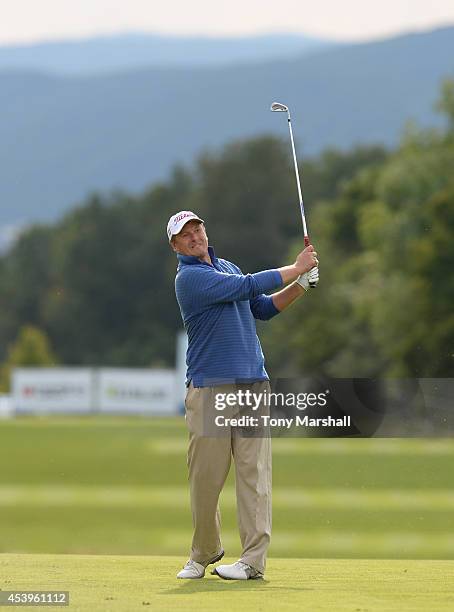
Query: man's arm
176,244,317,314
271,281,305,312
176,265,282,311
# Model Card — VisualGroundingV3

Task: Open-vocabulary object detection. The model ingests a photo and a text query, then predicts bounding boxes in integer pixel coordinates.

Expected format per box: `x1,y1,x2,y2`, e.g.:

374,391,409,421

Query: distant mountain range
0,25,453,229
0,32,334,74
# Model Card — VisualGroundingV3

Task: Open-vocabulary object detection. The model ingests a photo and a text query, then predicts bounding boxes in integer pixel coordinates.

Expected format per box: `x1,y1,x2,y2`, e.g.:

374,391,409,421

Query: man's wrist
278,264,300,285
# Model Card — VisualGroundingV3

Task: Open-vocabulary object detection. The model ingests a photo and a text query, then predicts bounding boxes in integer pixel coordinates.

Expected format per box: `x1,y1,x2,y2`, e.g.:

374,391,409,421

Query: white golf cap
167,210,204,241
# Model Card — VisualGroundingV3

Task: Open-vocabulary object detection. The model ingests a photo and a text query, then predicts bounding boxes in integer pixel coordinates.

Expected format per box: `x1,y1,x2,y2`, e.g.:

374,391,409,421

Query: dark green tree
0,325,58,391
263,79,454,378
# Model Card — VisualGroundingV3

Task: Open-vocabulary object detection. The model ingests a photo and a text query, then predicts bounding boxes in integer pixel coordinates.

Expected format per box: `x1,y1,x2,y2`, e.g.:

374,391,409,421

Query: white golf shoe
212,561,263,580
176,549,224,579
176,559,206,579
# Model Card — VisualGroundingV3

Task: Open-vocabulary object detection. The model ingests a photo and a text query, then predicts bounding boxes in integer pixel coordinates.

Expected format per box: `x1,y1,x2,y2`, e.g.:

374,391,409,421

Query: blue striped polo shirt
175,246,283,387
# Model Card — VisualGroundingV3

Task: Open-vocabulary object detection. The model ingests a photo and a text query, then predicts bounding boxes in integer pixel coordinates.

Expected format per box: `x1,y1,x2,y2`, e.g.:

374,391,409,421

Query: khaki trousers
184,381,272,574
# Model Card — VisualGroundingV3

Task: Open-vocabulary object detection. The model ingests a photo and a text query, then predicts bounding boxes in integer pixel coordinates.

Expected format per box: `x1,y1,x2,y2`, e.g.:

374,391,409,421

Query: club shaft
287,114,309,240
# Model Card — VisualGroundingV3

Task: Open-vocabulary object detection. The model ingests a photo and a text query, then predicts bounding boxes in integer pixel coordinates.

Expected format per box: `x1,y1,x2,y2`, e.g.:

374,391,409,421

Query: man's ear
170,237,178,253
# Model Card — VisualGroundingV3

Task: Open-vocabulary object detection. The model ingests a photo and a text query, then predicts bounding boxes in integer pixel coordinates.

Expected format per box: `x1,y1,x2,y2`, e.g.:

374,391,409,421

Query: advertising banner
98,368,178,415
12,368,93,414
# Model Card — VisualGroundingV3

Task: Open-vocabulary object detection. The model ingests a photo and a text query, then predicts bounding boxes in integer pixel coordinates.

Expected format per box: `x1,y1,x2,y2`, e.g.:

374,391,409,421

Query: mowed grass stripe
0,416,186,428
2,511,454,557
3,419,454,454
156,529,454,556
147,437,454,455
2,485,454,510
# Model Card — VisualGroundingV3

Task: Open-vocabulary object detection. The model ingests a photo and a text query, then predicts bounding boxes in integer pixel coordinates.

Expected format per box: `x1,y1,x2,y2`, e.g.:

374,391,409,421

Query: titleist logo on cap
173,212,193,226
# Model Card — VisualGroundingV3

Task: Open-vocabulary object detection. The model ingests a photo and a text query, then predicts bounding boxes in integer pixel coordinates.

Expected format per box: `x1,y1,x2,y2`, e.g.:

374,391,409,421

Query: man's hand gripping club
295,245,319,290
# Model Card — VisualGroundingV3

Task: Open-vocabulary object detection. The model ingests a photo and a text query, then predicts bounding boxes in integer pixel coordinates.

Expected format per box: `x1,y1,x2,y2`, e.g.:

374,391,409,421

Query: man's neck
199,252,212,265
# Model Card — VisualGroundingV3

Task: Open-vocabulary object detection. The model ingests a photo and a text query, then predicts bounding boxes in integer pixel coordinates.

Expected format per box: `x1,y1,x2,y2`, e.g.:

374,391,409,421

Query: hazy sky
2,0,454,45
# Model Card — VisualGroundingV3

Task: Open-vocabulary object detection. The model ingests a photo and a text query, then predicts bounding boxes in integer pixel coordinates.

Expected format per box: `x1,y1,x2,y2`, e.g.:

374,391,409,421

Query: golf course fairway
2,554,454,611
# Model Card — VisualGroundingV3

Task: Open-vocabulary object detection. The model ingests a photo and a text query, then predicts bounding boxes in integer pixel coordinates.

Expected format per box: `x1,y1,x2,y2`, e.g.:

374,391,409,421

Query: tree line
0,80,453,389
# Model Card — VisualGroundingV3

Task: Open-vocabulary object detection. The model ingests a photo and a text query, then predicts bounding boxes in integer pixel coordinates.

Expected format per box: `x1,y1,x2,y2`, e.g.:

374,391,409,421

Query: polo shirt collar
177,246,218,266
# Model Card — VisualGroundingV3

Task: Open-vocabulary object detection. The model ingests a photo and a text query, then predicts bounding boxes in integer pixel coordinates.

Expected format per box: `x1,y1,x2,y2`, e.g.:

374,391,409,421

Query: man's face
171,220,209,259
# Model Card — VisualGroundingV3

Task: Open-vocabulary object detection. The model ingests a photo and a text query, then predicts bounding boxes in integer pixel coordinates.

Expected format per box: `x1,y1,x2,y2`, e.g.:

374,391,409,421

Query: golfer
168,211,318,580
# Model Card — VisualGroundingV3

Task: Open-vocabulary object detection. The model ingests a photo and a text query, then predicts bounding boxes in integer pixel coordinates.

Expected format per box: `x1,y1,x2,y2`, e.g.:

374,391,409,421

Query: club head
270,102,289,112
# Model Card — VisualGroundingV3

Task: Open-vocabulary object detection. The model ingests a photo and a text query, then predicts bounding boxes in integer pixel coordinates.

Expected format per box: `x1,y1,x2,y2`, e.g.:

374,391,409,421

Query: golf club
271,101,318,286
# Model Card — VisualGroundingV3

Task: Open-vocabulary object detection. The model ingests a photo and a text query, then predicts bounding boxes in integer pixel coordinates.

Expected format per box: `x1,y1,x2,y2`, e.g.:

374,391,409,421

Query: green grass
1,417,454,558
2,554,454,611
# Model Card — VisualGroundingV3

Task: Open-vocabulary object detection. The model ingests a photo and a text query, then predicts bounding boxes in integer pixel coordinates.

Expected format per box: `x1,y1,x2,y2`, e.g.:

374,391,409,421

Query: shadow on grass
163,576,313,595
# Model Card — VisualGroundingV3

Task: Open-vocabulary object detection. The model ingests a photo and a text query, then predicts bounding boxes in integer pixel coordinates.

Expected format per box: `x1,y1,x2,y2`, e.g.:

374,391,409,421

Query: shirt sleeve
249,295,280,320
176,266,283,310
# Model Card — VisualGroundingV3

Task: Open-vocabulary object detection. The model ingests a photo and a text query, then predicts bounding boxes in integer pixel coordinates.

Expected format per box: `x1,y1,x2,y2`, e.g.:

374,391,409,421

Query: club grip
305,235,318,287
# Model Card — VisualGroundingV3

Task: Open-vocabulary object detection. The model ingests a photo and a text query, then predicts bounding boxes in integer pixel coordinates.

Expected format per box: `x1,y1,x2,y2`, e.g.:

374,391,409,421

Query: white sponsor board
98,368,178,415
0,395,13,418
12,368,93,414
